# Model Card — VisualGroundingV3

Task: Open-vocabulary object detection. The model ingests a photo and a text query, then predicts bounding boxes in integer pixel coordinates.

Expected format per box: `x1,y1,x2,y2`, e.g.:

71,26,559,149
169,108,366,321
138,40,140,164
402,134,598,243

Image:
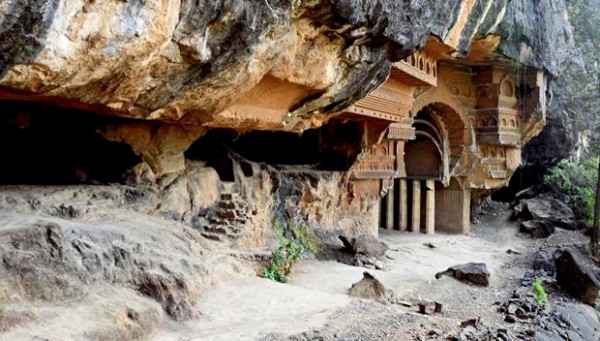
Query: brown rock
348,272,390,304
339,235,388,258
99,123,206,176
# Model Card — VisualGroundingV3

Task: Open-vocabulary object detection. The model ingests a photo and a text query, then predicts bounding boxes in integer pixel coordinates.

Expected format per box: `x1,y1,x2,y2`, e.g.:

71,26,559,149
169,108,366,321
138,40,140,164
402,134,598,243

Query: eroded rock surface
555,249,600,306
0,0,572,128
435,263,491,287
347,272,391,305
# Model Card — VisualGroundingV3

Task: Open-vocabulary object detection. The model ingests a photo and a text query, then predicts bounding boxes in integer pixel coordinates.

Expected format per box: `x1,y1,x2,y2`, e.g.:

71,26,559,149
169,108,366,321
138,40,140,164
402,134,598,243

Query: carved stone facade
339,38,547,234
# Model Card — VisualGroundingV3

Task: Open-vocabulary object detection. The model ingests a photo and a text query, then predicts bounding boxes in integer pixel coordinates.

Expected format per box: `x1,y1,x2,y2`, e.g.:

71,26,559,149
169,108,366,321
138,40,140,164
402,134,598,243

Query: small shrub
264,238,304,283
532,278,548,308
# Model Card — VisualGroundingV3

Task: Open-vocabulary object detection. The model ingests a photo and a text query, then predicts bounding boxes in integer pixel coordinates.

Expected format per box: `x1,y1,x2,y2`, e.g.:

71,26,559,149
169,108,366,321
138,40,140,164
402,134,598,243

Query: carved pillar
435,183,471,234
386,183,395,230
425,179,435,235
399,179,408,231
411,180,421,233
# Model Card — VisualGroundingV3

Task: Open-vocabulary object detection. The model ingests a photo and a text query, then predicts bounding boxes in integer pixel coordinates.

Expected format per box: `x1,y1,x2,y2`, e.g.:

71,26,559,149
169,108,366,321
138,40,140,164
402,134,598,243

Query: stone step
215,209,236,220
219,201,236,209
203,225,228,234
201,232,223,242
208,216,225,225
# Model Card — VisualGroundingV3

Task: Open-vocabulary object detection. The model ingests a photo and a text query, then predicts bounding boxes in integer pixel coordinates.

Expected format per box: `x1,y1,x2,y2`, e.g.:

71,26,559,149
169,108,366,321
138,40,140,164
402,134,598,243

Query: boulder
555,249,600,306
339,235,388,258
348,272,391,305
535,302,600,341
435,263,490,287
520,198,577,230
520,220,555,238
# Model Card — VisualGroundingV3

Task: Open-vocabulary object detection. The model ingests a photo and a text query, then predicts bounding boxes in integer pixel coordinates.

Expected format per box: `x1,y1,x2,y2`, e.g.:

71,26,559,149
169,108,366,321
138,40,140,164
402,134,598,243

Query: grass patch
289,221,323,254
532,278,548,308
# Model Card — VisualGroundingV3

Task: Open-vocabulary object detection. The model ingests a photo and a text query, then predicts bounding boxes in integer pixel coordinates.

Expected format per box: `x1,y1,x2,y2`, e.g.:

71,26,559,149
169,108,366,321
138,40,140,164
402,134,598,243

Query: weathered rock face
0,208,251,338
0,0,571,127
0,0,452,125
513,197,578,238
492,1,590,200
555,249,600,306
537,302,600,341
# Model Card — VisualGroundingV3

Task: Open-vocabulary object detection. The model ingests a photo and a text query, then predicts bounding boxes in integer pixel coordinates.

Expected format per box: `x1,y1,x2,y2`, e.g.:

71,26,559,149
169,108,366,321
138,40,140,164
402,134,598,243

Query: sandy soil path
150,211,533,341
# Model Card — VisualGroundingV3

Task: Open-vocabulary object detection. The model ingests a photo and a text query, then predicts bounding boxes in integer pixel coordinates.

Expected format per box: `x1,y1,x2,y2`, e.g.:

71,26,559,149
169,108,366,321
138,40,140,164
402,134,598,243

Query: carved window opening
500,79,515,97
490,118,497,127
479,119,486,127
490,151,496,158
510,119,516,127
432,64,437,77
426,61,431,75
499,151,505,158
378,145,388,156
418,57,425,71
502,118,507,126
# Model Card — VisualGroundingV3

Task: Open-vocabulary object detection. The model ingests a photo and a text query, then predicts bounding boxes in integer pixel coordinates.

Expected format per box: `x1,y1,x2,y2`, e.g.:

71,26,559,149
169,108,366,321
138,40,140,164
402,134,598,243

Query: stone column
411,180,421,233
386,183,395,230
425,179,435,235
399,179,408,231
434,182,471,234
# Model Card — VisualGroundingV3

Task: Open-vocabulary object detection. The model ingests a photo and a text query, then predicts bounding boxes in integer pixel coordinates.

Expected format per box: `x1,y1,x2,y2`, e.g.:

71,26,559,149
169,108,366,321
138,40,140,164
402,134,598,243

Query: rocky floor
0,186,599,341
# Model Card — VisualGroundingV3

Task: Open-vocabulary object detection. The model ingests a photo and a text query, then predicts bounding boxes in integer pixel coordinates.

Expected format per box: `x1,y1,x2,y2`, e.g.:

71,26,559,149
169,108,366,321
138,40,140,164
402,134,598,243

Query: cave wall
0,0,578,240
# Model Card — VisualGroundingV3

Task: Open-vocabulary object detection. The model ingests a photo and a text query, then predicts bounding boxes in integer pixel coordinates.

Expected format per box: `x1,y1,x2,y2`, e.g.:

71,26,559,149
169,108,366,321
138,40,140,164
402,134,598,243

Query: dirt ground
1,190,593,341
145,208,557,341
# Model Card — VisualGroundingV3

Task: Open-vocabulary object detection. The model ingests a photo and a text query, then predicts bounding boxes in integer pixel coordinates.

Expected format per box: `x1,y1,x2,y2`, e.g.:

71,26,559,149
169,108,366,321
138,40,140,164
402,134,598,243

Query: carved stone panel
479,144,508,179
350,139,397,179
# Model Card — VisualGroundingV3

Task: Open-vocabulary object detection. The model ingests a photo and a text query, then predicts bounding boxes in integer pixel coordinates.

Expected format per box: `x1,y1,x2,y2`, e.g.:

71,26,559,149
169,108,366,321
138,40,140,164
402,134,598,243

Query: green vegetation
532,278,548,308
264,238,304,283
272,218,285,239
264,219,322,283
289,221,323,254
545,157,599,227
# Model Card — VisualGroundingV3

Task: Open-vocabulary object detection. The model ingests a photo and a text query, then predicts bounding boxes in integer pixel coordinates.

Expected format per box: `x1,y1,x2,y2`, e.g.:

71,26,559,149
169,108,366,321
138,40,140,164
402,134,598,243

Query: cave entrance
230,119,362,171
379,102,470,234
185,120,363,183
185,129,239,182
232,130,320,166
0,101,141,185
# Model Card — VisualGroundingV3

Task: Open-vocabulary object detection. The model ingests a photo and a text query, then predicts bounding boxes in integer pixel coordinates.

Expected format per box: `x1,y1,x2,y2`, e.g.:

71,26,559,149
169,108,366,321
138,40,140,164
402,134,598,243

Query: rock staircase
197,184,252,242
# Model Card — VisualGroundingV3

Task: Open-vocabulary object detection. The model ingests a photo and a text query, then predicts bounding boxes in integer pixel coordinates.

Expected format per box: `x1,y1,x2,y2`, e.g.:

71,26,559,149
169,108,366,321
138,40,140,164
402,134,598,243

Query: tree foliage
545,156,599,227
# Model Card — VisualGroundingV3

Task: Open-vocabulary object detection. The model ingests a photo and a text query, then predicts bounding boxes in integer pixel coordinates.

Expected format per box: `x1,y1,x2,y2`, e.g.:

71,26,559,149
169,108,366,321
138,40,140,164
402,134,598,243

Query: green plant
532,278,548,308
545,157,599,227
272,219,285,239
264,238,304,283
289,221,323,254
